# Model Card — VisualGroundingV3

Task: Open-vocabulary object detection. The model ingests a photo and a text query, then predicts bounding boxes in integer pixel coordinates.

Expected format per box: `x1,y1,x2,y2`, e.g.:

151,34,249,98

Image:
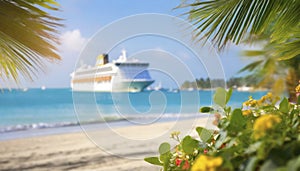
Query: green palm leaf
180,0,300,57
242,50,265,57
275,37,300,60
0,0,62,85
239,60,263,73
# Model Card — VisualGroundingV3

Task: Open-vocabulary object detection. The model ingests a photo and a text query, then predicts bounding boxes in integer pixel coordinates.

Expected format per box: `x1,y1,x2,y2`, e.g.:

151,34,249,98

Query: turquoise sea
0,88,267,134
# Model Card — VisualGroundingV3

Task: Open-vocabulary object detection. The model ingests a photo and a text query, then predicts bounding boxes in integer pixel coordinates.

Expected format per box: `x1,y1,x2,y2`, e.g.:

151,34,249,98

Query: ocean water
0,88,267,133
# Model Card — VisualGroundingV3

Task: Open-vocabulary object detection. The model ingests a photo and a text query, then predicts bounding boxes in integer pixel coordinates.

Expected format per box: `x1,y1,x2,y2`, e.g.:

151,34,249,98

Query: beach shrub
145,88,300,171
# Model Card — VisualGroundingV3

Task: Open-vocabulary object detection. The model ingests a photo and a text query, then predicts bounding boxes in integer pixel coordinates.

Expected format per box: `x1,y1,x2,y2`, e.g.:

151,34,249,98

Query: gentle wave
0,113,209,133
0,122,79,133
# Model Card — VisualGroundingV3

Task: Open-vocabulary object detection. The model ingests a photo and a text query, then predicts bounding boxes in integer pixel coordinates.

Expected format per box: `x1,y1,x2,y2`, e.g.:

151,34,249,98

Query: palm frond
242,50,265,57
271,1,300,42
275,37,300,60
0,0,62,85
238,60,263,73
181,0,300,56
241,47,300,96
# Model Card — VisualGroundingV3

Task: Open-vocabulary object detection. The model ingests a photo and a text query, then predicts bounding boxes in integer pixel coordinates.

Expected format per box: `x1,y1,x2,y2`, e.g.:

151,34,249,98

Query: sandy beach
0,117,213,171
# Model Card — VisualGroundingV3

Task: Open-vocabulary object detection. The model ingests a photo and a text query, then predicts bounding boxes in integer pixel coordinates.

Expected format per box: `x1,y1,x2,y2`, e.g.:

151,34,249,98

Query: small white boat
41,86,46,90
237,86,253,92
154,82,162,91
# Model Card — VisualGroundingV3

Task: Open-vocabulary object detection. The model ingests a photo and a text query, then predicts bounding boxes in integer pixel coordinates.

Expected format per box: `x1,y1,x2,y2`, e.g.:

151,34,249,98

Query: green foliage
144,157,163,166
0,0,62,85
279,98,289,113
181,80,198,90
181,77,263,90
228,109,246,131
213,87,232,108
196,127,213,143
214,88,227,107
178,0,300,59
182,136,199,155
159,142,171,155
144,143,172,169
199,106,214,113
181,78,225,90
145,88,300,170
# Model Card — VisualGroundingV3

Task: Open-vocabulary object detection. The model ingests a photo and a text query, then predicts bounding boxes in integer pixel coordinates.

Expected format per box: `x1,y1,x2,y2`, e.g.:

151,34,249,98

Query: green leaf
215,131,227,149
160,153,170,166
279,98,289,113
260,160,277,171
239,60,264,73
144,157,163,166
286,156,300,171
199,106,214,113
245,142,262,155
226,88,233,104
214,88,227,107
182,136,199,154
243,50,266,57
245,157,259,171
196,127,213,143
297,95,300,105
159,142,171,155
221,159,234,171
159,142,171,164
228,109,246,131
162,155,171,171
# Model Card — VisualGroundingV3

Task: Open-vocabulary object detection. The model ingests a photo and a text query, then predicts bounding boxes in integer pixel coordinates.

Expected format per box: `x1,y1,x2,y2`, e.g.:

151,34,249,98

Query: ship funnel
96,54,109,66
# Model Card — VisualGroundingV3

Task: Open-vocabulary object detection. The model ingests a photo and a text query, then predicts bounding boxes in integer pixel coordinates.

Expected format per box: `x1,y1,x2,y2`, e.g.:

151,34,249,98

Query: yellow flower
250,100,257,107
296,82,300,93
247,92,280,106
243,97,258,107
266,92,273,98
243,101,250,106
253,114,281,139
191,155,223,171
260,95,267,102
242,109,252,116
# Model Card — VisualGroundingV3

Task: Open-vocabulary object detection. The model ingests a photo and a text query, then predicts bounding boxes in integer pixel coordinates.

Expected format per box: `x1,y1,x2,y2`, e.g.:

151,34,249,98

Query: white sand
0,117,213,171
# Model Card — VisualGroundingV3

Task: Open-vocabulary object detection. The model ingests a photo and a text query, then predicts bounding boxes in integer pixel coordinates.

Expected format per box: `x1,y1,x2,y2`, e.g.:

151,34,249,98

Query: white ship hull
72,80,154,92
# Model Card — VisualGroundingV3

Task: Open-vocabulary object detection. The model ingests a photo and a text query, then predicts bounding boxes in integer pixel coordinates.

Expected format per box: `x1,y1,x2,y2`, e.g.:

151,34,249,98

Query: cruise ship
70,50,154,92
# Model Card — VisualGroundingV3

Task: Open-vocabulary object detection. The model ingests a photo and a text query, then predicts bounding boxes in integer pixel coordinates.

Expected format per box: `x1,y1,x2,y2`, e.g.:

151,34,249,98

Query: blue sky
20,0,257,88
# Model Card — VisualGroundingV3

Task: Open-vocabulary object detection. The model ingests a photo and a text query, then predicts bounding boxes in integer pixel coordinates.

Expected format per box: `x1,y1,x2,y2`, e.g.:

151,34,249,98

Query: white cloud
60,29,87,53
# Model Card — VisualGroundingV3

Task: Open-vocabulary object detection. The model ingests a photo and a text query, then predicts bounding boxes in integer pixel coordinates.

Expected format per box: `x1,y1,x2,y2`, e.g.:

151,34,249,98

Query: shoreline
0,114,209,141
0,117,212,171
